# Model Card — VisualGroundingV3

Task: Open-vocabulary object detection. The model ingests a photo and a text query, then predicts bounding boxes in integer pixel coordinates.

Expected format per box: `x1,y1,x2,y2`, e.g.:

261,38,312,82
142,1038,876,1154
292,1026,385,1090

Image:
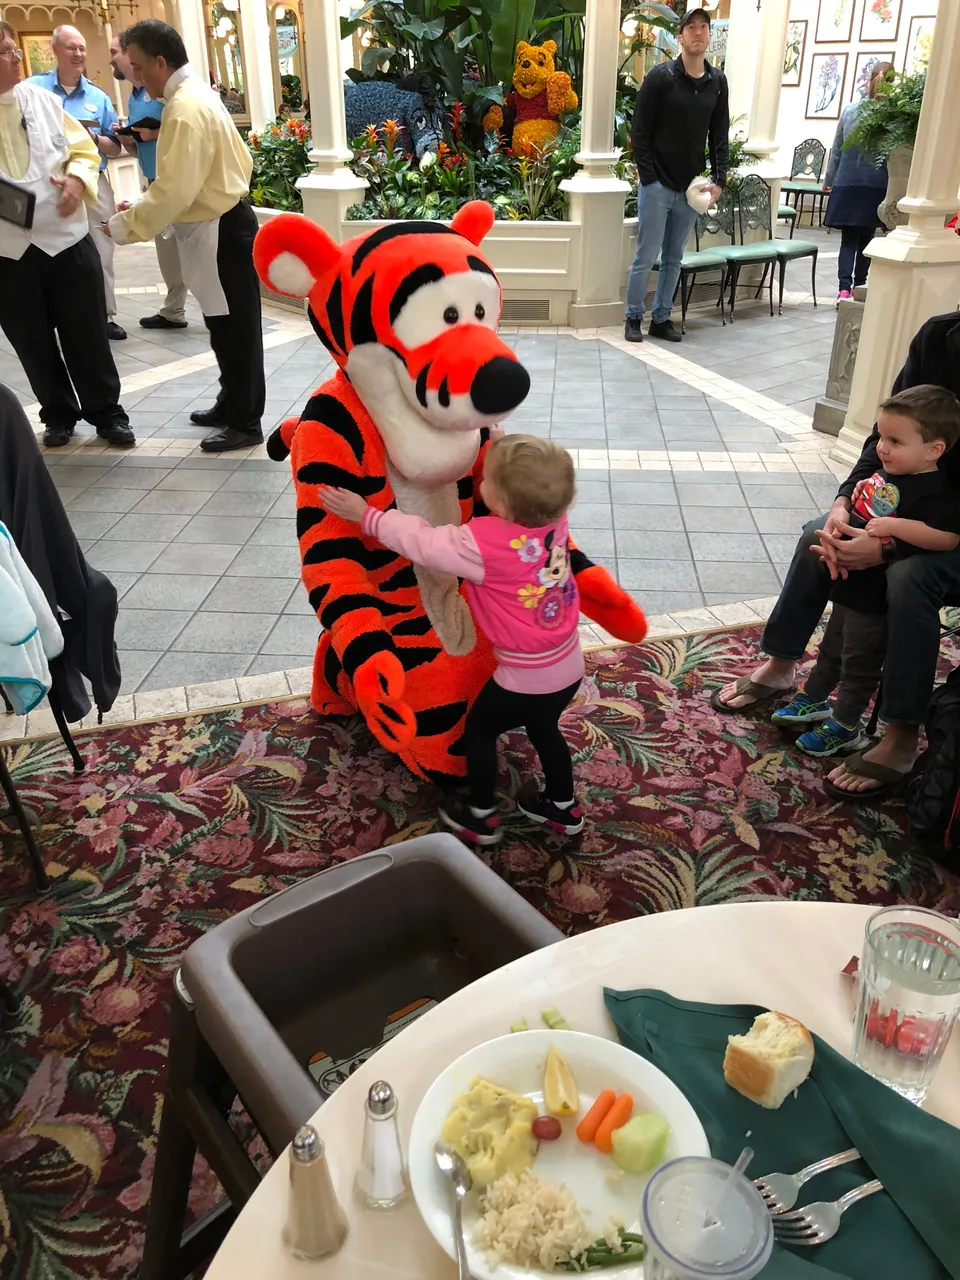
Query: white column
238,0,276,128
743,0,791,179
171,0,209,81
297,0,365,240
559,0,630,328
834,3,960,467
723,0,761,127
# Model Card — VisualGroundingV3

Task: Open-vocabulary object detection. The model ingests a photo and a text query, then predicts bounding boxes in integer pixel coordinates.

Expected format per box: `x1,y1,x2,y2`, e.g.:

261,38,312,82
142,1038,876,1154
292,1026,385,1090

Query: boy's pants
804,603,886,726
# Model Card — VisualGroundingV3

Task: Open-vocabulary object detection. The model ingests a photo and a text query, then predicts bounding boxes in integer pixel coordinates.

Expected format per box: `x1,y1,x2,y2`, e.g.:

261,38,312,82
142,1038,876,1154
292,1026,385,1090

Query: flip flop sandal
709,676,797,715
822,750,909,804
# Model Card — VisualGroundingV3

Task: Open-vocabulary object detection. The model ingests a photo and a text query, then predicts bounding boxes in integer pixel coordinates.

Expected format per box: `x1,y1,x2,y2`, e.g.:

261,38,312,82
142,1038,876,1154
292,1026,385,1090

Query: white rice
473,1170,597,1271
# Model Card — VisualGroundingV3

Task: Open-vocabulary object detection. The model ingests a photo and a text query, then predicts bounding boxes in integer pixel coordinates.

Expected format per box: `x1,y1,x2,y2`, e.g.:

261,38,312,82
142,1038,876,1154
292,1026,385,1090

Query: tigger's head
254,201,530,487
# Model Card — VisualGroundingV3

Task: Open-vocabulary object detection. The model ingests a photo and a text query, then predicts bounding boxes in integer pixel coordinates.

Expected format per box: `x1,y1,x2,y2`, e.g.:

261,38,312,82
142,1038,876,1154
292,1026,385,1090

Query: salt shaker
283,1124,349,1259
355,1080,409,1210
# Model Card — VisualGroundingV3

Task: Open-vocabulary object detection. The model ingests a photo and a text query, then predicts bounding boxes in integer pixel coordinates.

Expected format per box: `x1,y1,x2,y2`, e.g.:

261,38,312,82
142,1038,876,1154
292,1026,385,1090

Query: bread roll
723,1011,814,1109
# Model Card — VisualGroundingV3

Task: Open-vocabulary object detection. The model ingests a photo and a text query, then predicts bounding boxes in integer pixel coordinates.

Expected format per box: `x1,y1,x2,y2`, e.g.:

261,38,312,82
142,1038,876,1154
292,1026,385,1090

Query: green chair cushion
652,250,728,271
776,239,819,259
778,203,797,219
718,241,780,262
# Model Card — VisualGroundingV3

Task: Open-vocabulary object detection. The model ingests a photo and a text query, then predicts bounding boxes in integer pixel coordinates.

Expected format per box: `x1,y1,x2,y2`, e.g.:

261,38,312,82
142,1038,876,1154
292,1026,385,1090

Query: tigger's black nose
470,357,531,416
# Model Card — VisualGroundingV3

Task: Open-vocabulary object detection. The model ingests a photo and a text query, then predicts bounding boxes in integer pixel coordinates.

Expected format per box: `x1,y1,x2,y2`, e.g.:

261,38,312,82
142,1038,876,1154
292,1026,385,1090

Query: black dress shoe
624,317,643,343
97,421,137,448
140,314,188,330
647,318,682,343
106,321,127,341
190,407,228,427
43,424,75,448
200,427,265,453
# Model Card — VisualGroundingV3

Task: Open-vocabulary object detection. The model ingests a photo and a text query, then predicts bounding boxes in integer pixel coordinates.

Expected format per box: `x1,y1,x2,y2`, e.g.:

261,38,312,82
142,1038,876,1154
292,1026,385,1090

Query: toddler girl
319,434,640,845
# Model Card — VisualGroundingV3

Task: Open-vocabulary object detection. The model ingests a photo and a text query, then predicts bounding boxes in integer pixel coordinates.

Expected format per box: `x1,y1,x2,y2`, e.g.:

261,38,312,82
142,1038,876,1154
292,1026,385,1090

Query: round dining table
204,900,960,1278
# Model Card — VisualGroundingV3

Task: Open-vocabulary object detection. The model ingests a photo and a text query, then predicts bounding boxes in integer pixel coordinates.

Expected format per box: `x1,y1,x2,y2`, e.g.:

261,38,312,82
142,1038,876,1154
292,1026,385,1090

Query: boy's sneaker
624,317,643,343
796,717,867,757
517,791,585,835
438,797,502,846
771,693,834,728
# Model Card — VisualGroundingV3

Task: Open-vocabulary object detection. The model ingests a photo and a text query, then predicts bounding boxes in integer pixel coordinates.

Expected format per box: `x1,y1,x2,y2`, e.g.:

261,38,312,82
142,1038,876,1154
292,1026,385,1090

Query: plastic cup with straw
640,1149,773,1280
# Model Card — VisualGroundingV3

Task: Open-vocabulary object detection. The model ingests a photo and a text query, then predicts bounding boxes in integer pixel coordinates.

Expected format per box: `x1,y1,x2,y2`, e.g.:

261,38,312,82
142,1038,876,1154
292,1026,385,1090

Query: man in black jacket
624,8,728,344
714,312,960,798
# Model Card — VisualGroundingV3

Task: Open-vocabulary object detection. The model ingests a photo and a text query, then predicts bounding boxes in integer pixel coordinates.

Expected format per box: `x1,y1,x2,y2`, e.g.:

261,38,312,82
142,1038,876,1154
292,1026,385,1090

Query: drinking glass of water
852,906,960,1105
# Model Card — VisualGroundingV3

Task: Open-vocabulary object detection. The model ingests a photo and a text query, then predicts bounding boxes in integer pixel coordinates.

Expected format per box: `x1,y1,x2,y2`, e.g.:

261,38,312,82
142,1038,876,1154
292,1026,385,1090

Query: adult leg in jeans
625,183,672,323
837,227,859,292
828,545,960,793
716,517,831,708
650,194,698,325
853,226,875,288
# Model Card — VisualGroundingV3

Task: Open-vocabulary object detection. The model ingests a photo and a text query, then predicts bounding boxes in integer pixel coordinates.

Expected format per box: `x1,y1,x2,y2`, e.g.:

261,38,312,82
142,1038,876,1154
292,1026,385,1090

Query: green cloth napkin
604,989,960,1280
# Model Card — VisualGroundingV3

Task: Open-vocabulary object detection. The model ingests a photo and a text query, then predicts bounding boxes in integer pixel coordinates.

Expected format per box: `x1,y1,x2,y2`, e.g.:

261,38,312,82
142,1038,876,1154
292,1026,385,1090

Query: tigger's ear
451,200,495,247
254,213,342,299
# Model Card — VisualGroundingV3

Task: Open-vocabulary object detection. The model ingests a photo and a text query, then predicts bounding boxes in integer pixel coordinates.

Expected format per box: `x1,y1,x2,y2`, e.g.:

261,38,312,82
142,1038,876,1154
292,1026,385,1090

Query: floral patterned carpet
2,624,959,1278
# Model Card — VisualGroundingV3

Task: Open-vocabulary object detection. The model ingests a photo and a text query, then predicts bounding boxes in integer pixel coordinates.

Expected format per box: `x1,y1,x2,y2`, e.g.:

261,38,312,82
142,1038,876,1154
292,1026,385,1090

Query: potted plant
843,69,925,230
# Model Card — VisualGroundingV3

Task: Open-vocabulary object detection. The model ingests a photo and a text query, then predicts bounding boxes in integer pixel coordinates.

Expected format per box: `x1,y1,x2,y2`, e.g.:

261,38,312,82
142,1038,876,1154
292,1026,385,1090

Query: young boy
773,384,960,755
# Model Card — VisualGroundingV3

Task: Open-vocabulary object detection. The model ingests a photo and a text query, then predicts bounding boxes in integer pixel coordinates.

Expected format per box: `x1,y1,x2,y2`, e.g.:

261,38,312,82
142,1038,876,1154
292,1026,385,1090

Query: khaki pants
86,170,117,319
148,180,189,322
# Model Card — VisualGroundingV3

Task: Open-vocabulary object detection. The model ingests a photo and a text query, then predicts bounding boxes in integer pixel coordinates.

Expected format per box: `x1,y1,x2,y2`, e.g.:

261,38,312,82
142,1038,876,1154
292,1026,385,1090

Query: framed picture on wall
815,0,854,44
851,50,895,101
806,52,848,119
903,15,935,74
19,31,56,77
783,20,807,87
859,0,902,43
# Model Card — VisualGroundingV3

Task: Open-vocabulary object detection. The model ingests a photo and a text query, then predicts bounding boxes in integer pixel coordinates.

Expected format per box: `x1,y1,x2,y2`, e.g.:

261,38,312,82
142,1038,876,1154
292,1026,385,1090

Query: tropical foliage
248,116,312,212
2,624,958,1275
843,69,926,161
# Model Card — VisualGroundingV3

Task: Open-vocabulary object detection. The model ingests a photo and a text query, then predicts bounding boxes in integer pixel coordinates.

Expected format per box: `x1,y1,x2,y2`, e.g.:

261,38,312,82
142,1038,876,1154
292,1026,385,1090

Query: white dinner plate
408,1029,710,1279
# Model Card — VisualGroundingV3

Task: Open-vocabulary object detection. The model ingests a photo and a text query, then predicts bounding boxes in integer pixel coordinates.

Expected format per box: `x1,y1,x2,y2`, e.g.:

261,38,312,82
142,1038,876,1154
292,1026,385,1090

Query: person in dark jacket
624,8,729,344
713,312,960,799
0,384,121,721
823,62,892,303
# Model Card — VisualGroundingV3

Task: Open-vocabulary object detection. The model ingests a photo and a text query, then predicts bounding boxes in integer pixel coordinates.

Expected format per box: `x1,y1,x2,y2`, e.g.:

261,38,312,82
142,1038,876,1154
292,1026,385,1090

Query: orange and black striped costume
254,202,646,783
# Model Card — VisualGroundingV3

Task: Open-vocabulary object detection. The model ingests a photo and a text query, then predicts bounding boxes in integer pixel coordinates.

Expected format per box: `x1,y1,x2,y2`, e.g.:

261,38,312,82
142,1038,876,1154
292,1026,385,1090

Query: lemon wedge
543,1045,580,1116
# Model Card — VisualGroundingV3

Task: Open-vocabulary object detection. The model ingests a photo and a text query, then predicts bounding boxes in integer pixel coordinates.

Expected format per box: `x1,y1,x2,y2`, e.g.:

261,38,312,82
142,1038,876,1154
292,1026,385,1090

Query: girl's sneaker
771,693,833,728
438,797,502,846
796,717,867,757
837,289,854,306
517,791,585,835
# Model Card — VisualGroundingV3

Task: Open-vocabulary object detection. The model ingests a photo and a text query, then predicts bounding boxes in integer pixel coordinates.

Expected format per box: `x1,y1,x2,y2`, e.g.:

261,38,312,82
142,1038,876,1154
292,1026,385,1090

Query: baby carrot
576,1089,617,1144
594,1093,633,1154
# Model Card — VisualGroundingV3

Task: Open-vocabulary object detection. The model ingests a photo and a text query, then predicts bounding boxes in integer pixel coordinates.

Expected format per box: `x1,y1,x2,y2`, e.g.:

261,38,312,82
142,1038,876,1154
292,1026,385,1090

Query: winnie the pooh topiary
482,39,578,154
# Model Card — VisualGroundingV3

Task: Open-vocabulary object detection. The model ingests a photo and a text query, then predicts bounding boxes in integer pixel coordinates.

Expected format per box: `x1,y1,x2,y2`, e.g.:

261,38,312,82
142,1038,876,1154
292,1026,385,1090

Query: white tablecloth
205,900,960,1278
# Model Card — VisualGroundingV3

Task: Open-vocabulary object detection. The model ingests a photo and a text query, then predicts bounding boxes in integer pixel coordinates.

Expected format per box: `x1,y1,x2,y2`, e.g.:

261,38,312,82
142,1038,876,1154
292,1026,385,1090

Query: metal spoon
435,1142,472,1280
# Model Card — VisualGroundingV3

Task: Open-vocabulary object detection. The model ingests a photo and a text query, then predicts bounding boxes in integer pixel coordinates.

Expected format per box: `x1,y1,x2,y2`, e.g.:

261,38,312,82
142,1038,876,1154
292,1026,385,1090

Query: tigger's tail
267,416,300,461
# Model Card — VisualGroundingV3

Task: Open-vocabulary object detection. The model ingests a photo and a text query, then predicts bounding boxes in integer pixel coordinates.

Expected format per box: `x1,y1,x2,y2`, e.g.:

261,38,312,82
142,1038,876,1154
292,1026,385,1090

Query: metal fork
755,1148,860,1214
773,1180,884,1246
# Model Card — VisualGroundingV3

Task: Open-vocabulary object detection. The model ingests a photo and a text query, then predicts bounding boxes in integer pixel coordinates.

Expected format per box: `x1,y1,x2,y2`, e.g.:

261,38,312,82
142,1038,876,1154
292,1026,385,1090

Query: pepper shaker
283,1124,349,1259
355,1080,409,1210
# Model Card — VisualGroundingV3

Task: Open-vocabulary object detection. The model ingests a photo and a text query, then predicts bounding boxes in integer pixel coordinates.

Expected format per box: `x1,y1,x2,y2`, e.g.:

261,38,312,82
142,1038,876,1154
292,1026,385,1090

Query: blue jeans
625,182,699,324
762,516,960,725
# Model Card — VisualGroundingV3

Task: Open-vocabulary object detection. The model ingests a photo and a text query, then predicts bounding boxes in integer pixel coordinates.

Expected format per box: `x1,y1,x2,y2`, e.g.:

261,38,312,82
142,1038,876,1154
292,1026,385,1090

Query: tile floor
0,228,850,733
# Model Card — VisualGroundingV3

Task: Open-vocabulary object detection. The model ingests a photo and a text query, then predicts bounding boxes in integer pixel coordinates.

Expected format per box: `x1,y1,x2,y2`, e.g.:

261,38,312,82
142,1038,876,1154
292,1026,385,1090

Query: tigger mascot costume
253,201,646,783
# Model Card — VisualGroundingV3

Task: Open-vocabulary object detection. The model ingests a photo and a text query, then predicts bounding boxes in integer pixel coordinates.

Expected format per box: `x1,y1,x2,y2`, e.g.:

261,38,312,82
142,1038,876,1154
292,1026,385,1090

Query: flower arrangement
248,116,312,212
343,108,585,223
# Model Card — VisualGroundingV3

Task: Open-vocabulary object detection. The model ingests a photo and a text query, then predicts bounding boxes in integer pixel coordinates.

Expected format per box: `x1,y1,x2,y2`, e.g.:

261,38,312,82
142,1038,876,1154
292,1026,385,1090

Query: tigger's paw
354,652,417,752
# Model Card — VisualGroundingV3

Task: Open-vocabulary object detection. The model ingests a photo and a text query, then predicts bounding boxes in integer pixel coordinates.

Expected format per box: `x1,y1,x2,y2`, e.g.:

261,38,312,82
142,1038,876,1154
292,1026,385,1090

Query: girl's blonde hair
485,434,575,527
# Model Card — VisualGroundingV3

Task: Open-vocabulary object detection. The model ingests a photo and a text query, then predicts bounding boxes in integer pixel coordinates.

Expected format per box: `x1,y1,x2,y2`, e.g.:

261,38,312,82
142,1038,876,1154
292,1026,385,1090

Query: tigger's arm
291,416,417,750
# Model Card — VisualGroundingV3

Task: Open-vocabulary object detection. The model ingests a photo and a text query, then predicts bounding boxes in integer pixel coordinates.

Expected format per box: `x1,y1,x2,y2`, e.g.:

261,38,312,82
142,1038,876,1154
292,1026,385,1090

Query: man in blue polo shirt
109,35,187,329
30,25,127,340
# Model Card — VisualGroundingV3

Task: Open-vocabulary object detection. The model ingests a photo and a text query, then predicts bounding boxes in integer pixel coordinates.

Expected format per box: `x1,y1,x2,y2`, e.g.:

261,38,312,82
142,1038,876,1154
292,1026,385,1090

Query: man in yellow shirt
107,19,264,453
0,20,134,448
